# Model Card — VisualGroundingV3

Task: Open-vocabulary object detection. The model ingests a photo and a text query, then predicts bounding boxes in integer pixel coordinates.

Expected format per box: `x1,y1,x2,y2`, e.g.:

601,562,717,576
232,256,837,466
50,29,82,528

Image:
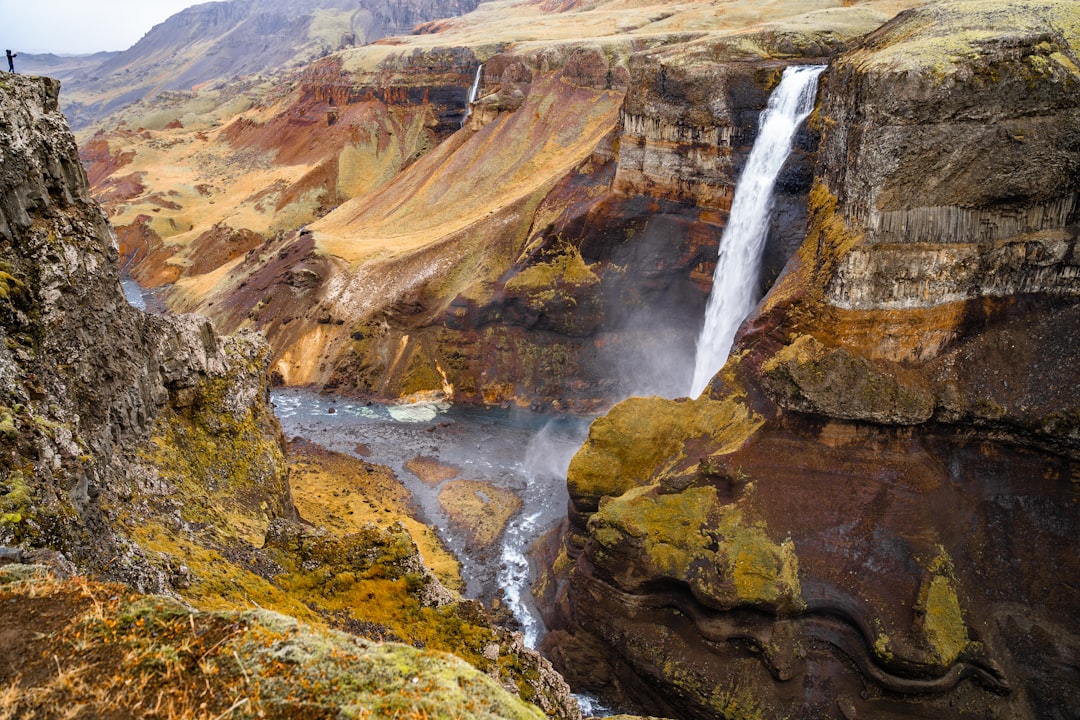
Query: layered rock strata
538,2,1080,718
178,15,886,409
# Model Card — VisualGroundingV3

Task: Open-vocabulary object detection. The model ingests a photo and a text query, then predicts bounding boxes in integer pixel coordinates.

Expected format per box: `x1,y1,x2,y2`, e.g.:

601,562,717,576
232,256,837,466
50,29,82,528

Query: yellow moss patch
289,443,461,589
404,456,462,485
131,521,321,622
591,485,803,612
505,245,600,295
568,393,763,510
0,568,546,720
438,480,523,549
918,550,969,666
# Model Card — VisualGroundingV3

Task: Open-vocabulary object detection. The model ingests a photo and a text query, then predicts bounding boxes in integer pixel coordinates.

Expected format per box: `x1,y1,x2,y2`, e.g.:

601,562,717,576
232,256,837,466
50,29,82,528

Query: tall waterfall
461,64,483,127
690,65,825,396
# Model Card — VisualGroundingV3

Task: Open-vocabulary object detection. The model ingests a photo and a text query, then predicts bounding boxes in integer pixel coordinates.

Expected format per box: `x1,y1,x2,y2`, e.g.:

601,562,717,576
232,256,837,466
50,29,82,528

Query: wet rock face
0,75,290,589
539,2,1080,718
817,1,1080,311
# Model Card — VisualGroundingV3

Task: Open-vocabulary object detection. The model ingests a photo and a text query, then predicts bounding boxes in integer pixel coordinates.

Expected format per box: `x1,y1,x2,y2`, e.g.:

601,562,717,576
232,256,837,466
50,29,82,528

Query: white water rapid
461,64,483,126
690,65,826,396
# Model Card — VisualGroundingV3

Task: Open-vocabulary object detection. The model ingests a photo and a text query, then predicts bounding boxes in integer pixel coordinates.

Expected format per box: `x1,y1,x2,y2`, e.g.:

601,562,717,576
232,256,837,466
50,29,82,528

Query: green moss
709,683,765,720
591,485,803,612
504,244,600,313
5,571,546,719
0,469,32,527
874,633,892,660
568,393,763,510
138,345,288,537
0,411,17,441
0,270,27,304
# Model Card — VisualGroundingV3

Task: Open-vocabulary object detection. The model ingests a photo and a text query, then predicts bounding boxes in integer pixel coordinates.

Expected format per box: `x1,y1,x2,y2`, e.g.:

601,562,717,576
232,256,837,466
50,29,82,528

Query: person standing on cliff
6,50,16,73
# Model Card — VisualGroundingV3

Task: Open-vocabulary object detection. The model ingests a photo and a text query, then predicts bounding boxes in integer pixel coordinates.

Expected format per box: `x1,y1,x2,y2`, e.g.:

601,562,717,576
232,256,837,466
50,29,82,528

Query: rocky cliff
0,72,293,589
538,1,1080,718
1,72,580,718
140,6,893,412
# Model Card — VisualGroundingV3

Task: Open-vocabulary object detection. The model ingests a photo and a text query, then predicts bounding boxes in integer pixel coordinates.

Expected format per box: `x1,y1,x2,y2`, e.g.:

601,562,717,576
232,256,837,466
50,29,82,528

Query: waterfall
461,64,483,127
690,65,825,396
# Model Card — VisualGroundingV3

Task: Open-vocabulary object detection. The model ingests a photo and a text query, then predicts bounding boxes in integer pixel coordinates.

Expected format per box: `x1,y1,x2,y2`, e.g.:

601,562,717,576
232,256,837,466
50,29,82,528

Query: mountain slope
57,0,481,128
82,0,917,409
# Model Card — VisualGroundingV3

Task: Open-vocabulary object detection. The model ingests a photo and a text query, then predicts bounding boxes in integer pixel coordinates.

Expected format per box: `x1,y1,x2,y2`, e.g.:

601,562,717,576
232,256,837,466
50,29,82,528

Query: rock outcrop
0,73,293,589
538,1,1080,718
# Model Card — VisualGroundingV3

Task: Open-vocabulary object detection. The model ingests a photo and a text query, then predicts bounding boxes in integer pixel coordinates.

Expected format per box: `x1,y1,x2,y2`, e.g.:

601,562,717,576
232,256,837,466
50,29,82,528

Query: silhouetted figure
6,50,16,73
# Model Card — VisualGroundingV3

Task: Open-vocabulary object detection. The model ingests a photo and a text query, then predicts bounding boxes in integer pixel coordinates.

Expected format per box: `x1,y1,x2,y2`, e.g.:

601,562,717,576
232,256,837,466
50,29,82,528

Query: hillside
47,0,481,129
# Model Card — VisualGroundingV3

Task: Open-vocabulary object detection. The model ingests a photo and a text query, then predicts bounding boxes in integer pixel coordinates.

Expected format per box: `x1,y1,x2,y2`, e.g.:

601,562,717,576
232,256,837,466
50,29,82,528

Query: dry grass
0,568,544,719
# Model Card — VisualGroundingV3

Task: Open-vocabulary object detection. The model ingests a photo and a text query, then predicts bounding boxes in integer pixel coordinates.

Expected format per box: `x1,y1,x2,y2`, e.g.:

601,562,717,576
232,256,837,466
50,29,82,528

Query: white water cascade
461,64,483,126
690,65,825,396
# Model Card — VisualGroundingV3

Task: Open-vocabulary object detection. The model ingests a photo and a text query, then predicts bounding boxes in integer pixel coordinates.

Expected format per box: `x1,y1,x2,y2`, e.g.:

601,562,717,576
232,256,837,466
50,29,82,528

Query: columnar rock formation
538,1,1080,717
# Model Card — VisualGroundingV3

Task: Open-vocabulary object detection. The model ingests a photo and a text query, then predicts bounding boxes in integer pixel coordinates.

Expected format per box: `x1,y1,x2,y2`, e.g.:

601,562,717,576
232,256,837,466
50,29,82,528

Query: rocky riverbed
272,388,591,645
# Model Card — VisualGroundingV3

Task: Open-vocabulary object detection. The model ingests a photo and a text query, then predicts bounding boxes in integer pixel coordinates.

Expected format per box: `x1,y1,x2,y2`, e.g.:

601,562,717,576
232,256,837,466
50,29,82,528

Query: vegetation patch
404,456,462,486
0,567,546,719
917,549,970,667
290,443,460,588
567,393,763,512
438,480,524,550
590,485,803,612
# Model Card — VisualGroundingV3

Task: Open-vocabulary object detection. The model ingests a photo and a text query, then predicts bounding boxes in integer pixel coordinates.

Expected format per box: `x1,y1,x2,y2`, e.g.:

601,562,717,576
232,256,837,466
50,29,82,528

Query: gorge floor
271,388,592,646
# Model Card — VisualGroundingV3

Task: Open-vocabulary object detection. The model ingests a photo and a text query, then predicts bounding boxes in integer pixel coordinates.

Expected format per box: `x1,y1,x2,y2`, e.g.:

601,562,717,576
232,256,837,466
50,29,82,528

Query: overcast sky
1,0,205,55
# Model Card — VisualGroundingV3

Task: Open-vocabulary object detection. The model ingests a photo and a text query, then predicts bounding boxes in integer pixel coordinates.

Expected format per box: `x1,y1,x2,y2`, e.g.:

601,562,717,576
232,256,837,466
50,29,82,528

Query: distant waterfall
690,65,825,396
461,64,483,126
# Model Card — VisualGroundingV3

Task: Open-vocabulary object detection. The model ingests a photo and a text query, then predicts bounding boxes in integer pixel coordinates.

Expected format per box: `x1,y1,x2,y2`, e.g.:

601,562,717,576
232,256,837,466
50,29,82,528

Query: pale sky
1,0,205,55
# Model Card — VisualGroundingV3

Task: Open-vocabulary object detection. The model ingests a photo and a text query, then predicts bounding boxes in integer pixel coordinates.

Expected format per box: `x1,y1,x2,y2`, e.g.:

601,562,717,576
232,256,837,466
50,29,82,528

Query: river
271,387,591,647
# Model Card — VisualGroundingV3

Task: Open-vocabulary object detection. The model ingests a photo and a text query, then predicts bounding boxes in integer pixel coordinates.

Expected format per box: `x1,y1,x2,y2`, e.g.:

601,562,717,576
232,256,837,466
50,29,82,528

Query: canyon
0,71,576,719
3,0,1078,717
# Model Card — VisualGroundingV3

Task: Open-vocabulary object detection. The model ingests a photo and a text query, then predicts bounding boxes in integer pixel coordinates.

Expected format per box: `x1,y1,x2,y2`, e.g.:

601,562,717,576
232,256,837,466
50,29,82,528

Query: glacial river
271,388,591,647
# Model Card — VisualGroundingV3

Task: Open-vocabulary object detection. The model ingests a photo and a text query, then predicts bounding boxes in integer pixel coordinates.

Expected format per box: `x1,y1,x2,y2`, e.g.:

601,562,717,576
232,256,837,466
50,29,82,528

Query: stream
271,388,592,647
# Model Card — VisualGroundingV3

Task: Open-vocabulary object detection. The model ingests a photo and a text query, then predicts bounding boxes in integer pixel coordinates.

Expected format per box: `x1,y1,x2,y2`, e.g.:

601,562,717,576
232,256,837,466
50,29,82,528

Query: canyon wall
538,1,1080,717
169,13,886,411
0,74,293,588
1,73,581,719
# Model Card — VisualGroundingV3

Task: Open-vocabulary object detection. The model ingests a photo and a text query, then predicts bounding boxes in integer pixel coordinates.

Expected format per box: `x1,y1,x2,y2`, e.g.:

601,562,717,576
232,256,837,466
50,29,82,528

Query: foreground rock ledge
0,565,547,719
